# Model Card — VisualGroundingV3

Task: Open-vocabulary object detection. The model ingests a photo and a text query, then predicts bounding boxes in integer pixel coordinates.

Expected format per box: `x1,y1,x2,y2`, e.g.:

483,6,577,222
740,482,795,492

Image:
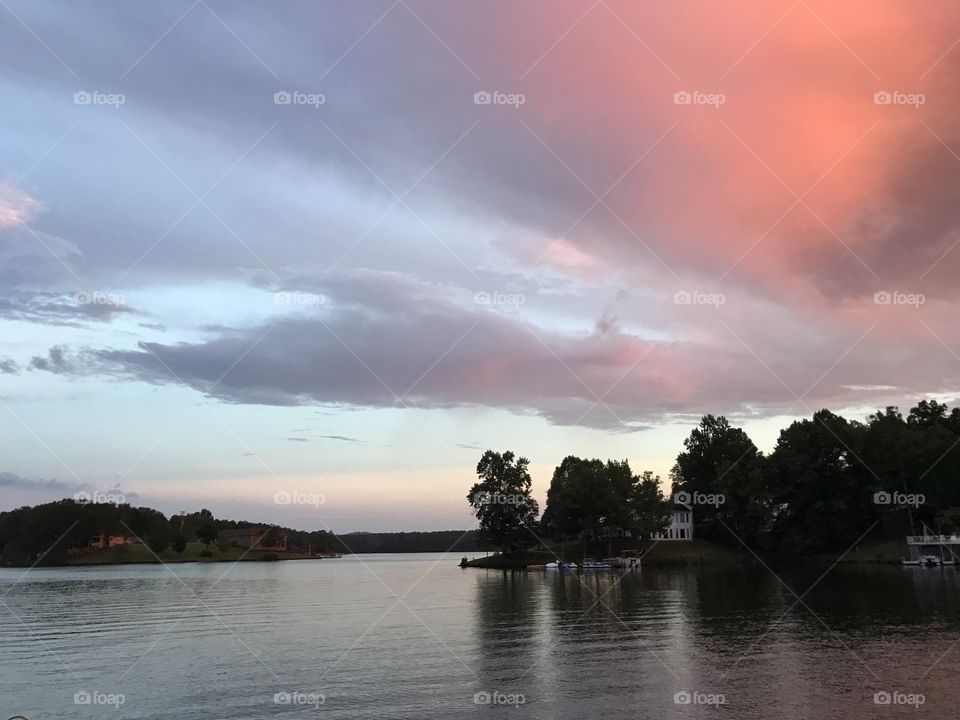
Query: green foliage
467,450,540,554
670,400,960,556
541,457,669,542
671,414,766,543
145,521,171,554
196,510,219,547
171,534,187,555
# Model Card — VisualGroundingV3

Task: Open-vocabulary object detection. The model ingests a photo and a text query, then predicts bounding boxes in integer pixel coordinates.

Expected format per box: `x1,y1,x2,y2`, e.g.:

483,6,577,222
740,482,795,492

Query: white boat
580,560,614,570
902,554,951,567
902,530,958,566
545,561,577,570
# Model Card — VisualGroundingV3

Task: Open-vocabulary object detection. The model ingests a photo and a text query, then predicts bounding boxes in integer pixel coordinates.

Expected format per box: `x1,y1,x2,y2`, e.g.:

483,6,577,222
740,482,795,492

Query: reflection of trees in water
471,570,540,690
469,568,704,715
467,566,960,717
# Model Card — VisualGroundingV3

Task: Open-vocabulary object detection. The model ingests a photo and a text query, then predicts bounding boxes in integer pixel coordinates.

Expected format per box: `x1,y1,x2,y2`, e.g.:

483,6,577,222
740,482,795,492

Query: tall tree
766,410,874,553
467,450,539,555
541,457,670,551
671,415,766,543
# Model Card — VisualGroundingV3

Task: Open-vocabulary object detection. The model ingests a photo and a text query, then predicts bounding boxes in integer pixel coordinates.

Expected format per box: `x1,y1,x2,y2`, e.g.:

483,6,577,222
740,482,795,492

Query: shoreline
461,538,911,569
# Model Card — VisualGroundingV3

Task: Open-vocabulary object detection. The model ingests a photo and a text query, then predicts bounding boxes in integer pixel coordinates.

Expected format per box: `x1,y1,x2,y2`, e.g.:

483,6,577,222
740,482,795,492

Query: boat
902,530,959,566
580,560,614,570
545,561,577,570
902,554,945,567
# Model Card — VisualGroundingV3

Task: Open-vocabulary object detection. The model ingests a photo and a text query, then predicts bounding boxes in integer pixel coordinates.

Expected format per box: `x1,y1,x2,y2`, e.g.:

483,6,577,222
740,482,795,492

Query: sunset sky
2,0,960,531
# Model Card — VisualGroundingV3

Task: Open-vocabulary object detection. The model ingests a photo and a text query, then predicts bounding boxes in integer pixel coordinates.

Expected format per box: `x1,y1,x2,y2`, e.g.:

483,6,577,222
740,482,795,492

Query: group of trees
0,500,169,565
0,501,340,566
467,399,960,558
672,400,960,554
467,450,670,555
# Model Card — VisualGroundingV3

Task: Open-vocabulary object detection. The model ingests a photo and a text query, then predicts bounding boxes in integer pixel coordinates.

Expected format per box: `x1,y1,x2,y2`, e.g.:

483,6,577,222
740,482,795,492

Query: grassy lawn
829,540,906,564
68,541,321,565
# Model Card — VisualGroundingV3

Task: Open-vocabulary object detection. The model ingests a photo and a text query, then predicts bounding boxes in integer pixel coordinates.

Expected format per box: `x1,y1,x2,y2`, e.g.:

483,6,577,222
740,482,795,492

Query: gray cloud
29,345,72,373
0,471,76,492
74,270,960,430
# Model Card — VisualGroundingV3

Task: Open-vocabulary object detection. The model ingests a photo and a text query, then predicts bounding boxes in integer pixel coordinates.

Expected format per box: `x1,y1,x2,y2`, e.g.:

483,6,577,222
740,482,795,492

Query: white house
651,503,694,541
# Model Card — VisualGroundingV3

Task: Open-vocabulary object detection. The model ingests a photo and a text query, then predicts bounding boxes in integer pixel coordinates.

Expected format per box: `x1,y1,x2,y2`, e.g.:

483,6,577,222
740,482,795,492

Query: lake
2,553,960,718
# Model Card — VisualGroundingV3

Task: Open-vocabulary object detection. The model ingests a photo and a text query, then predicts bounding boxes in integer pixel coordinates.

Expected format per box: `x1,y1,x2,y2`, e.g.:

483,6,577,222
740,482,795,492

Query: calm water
3,554,960,718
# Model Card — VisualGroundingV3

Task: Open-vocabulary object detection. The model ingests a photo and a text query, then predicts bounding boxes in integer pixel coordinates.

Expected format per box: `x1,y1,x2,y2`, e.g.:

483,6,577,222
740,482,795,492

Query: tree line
674,401,960,554
467,450,671,555
0,502,340,566
467,400,960,557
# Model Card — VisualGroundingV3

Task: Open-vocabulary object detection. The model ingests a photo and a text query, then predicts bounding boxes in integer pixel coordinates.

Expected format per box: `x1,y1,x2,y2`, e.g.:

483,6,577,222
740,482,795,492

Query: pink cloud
0,185,40,230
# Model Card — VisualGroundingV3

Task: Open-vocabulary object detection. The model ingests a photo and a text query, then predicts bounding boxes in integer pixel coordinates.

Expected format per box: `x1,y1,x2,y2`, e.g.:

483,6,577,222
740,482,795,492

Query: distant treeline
0,501,481,566
337,530,481,553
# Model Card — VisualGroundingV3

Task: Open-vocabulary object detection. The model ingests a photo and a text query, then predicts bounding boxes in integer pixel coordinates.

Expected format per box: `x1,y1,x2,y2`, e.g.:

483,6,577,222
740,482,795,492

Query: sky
2,0,960,532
